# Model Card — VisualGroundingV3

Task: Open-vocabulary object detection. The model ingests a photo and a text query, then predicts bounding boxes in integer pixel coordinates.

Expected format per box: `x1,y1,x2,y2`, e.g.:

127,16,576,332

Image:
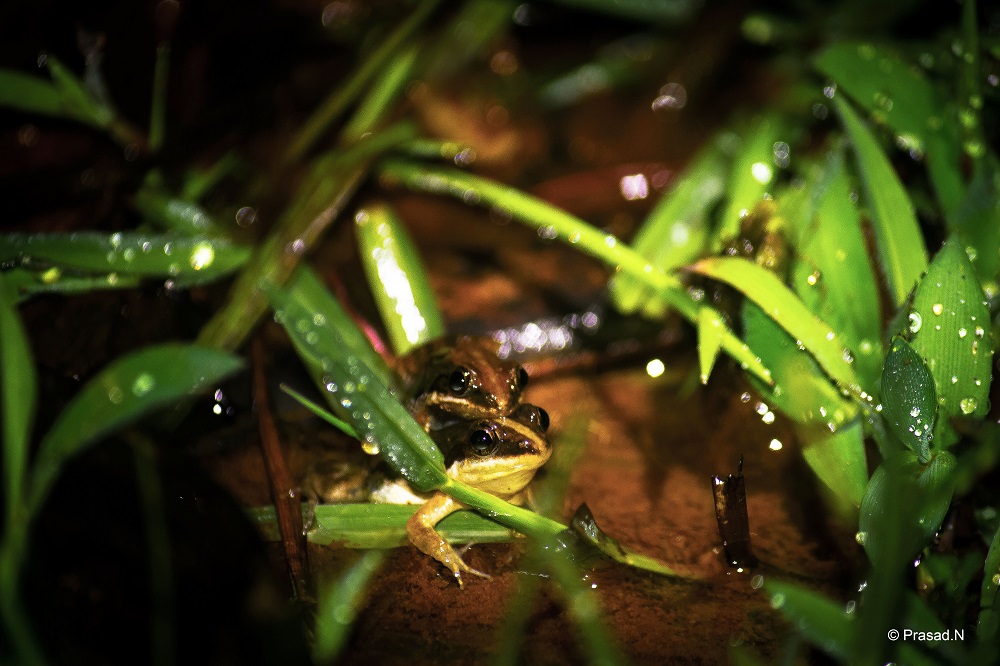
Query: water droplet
909,407,920,418
960,398,977,414
604,235,617,248
537,225,557,240
908,312,922,332
131,373,155,397
975,326,985,338
931,303,943,316
361,438,380,455
951,376,958,384
806,271,820,286
312,313,326,327
107,385,124,404
959,328,968,338
855,531,868,545
769,593,786,609
341,398,352,409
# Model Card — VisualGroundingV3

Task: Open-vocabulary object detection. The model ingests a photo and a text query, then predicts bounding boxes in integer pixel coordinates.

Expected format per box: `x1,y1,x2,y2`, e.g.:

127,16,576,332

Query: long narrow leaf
0,275,36,524
356,202,445,355
28,344,244,514
0,232,249,283
690,256,858,391
763,580,853,661
834,96,927,305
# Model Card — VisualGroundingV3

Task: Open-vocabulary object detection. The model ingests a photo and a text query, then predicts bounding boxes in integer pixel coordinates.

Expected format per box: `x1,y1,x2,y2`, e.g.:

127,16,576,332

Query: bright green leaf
696,306,724,384
279,384,358,439
834,95,927,305
787,149,882,388
800,420,868,509
355,202,445,356
28,344,245,515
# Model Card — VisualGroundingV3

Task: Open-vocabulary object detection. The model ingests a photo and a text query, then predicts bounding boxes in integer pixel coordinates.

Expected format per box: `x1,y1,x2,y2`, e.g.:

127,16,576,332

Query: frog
395,335,530,430
369,402,551,587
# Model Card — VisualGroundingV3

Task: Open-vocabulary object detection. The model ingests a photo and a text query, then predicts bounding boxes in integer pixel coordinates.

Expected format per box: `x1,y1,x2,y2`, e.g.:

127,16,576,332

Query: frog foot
406,491,492,588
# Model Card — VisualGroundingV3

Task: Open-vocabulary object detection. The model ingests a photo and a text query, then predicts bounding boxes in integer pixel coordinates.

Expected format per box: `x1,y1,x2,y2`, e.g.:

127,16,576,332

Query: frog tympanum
397,336,529,429
370,403,551,586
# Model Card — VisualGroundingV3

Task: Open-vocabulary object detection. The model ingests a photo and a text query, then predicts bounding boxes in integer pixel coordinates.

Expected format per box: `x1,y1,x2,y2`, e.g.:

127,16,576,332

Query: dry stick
252,337,309,601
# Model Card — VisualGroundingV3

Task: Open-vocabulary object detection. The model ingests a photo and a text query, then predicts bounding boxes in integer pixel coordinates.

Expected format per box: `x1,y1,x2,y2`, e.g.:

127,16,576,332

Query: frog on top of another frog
396,335,529,430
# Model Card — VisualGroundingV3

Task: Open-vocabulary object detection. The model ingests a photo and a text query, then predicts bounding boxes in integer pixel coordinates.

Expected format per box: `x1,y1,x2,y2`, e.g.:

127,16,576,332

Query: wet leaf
691,256,857,391
0,274,36,522
762,580,853,661
28,344,245,515
717,114,788,243
0,232,250,284
264,267,447,490
907,237,993,449
355,202,445,356
858,451,955,568
952,156,1000,285
814,42,964,217
609,138,725,317
787,149,882,388
881,338,936,460
833,95,928,306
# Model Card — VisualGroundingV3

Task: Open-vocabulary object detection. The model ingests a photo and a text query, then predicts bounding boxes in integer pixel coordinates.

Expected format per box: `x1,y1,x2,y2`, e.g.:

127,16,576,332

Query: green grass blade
788,149,882,388
905,238,993,450
355,202,445,355
0,275,36,525
28,344,245,515
814,42,964,218
340,43,419,143
378,159,772,385
264,267,447,490
800,420,868,509
279,384,358,438
762,580,853,661
312,549,387,663
0,232,249,283
690,256,858,391
696,306,724,383
250,504,519,548
46,55,113,129
833,95,927,305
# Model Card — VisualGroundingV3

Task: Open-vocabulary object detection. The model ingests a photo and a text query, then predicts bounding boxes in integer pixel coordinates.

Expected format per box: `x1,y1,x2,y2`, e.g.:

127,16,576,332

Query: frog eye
537,407,550,432
469,428,499,457
449,367,471,394
515,366,529,390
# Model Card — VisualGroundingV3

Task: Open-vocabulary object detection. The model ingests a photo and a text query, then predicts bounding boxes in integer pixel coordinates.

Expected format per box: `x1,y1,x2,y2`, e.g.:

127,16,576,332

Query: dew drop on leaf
908,312,922,333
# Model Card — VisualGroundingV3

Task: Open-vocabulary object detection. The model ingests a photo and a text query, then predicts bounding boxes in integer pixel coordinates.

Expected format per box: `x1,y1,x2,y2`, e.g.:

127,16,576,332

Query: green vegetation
1,0,999,663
